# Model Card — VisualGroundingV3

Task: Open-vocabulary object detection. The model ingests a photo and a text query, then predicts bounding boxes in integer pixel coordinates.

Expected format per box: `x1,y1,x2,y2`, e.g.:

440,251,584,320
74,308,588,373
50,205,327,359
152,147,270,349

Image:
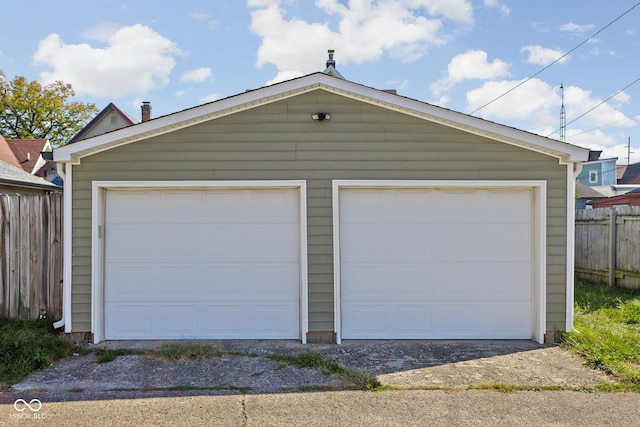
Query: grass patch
0,319,71,384
467,383,567,393
562,282,640,385
93,348,142,363
266,351,384,391
149,342,224,361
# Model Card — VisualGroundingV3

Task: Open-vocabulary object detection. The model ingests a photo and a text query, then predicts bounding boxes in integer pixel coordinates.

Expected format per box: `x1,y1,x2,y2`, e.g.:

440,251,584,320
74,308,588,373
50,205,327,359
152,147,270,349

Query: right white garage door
339,187,533,339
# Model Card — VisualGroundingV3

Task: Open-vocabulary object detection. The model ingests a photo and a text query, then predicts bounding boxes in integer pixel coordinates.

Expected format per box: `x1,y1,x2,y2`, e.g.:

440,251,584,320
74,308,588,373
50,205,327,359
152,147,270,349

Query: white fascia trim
332,179,547,344
90,180,308,344
315,79,589,164
54,78,330,163
55,73,588,164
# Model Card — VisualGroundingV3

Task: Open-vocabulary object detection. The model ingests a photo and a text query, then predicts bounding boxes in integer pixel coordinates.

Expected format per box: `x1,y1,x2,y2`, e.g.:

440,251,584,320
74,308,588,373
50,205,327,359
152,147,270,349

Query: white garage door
339,187,533,339
104,188,300,339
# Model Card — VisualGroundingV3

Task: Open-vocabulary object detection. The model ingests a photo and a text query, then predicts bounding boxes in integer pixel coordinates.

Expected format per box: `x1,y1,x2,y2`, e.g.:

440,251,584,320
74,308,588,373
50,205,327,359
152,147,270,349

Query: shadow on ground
2,340,614,402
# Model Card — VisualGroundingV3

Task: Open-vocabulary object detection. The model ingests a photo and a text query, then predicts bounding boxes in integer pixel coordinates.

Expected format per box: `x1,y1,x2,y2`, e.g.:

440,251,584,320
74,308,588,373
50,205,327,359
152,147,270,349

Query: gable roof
576,181,606,198
0,135,20,168
68,102,137,144
55,73,589,165
617,162,640,184
5,138,51,173
0,160,59,190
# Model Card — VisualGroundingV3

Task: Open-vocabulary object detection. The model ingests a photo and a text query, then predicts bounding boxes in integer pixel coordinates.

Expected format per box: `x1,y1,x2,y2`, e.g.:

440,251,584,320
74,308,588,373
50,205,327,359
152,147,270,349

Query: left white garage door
103,188,300,339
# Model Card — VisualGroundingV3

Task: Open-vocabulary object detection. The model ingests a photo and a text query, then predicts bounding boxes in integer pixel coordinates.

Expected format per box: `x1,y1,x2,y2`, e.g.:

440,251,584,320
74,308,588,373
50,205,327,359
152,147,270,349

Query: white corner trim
90,180,308,344
332,179,547,344
61,164,73,333
566,164,578,333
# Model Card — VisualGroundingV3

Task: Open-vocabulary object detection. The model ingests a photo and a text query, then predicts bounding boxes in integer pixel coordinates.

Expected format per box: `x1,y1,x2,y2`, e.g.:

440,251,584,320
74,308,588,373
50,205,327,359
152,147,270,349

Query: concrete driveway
3,340,636,426
7,340,613,396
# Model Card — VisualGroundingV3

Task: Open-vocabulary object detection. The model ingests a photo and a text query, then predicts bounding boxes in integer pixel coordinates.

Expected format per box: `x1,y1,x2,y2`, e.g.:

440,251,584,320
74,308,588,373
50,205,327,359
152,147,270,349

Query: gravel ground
7,339,612,398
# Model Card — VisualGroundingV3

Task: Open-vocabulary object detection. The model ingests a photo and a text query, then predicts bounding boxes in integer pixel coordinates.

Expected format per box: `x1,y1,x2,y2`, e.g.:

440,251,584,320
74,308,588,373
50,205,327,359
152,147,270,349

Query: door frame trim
91,180,308,344
332,180,546,343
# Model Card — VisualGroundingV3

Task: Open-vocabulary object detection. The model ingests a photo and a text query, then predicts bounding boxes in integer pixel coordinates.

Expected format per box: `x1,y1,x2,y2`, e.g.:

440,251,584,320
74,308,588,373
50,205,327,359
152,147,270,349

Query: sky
1,0,639,164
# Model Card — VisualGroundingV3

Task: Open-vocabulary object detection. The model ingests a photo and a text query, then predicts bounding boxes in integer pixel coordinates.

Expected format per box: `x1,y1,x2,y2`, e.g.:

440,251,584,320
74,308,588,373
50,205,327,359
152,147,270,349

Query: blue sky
2,1,639,163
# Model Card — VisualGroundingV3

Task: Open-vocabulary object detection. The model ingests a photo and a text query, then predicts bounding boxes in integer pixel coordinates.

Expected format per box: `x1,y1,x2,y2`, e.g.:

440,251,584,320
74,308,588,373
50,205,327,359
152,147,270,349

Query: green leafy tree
0,70,98,147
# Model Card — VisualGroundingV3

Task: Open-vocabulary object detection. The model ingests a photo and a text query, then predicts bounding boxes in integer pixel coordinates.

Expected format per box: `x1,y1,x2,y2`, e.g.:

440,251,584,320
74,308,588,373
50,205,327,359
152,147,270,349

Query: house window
589,171,598,183
110,115,118,125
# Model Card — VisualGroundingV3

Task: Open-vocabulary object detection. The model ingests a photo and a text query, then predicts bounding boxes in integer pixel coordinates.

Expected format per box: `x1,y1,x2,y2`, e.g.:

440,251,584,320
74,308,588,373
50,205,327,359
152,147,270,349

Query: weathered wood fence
575,206,640,289
0,192,63,320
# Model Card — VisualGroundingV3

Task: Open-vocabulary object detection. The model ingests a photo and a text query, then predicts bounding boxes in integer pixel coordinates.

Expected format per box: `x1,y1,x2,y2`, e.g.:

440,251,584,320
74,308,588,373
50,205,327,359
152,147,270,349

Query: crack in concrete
241,395,248,426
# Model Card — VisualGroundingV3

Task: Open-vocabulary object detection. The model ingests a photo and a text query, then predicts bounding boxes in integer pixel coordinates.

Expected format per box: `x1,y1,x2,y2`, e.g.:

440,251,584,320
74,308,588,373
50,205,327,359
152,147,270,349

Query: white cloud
521,45,567,66
467,78,558,122
181,67,213,82
32,24,182,98
266,70,304,86
466,80,636,147
200,93,220,103
564,86,636,129
190,11,218,30
560,22,595,33
249,0,473,83
483,0,510,16
431,50,510,95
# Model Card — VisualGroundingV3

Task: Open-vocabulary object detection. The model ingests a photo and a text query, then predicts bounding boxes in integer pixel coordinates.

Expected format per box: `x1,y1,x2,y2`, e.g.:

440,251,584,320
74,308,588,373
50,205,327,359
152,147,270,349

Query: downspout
52,162,72,332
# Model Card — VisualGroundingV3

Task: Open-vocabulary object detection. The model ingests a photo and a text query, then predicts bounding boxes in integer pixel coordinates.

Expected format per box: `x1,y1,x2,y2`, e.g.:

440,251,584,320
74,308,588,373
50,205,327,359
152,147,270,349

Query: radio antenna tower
559,83,566,142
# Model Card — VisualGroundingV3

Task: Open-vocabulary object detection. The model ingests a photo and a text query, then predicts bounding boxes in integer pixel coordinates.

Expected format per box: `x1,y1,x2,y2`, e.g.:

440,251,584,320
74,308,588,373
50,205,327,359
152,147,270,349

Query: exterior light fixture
311,113,331,121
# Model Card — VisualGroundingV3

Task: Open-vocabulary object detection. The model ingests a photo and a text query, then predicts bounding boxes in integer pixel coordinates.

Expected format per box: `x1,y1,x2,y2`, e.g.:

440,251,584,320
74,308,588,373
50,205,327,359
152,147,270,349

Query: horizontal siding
71,89,569,335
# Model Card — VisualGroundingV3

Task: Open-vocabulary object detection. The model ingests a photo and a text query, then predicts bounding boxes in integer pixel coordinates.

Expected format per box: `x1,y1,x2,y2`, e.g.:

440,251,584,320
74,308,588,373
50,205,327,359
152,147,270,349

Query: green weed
562,282,640,385
0,319,71,384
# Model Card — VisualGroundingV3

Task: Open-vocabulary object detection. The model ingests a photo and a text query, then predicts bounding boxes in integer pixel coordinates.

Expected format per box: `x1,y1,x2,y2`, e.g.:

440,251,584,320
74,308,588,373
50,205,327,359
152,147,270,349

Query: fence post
609,207,617,287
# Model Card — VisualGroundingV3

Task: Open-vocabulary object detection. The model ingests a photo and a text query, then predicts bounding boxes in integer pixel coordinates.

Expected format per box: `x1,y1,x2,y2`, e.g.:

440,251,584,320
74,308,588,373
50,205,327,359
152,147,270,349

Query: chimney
141,101,152,122
326,49,336,69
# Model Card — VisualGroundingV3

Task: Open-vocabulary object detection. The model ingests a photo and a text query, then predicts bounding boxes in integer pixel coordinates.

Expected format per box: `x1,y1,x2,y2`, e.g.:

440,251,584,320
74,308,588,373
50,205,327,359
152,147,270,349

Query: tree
0,70,98,147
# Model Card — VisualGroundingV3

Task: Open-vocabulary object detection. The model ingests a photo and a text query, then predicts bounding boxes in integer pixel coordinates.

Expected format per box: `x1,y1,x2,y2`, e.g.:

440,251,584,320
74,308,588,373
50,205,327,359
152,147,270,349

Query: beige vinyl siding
70,89,568,334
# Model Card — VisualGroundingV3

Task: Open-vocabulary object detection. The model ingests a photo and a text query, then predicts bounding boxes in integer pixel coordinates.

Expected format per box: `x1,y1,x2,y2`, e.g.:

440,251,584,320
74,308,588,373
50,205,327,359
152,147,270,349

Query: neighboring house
587,187,640,208
54,64,588,345
576,181,606,210
617,162,640,185
576,153,617,187
0,135,21,168
4,138,51,175
67,102,137,144
0,159,61,194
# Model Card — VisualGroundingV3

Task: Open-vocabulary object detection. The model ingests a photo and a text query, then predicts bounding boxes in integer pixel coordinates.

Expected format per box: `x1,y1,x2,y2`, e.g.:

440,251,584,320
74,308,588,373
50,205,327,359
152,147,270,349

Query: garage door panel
104,188,301,340
388,265,433,297
341,225,387,258
478,262,532,298
388,226,434,259
430,263,479,297
250,224,299,258
480,304,531,338
105,266,150,298
340,186,533,340
436,305,480,336
341,265,386,298
388,305,434,337
105,305,153,338
342,305,386,337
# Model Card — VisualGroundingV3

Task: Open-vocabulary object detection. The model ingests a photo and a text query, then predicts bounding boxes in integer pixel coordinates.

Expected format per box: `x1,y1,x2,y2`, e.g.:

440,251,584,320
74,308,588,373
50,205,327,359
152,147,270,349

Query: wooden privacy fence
0,192,63,320
575,206,640,289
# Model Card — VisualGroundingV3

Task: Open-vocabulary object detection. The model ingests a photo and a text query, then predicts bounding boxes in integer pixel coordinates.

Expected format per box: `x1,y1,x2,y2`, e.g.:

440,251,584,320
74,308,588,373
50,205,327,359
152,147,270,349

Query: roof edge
55,73,589,164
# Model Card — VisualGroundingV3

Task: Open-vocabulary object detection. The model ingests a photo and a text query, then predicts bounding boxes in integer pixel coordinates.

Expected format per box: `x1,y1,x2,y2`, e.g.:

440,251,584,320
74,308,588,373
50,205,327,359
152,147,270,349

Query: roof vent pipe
141,101,152,122
326,49,336,69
